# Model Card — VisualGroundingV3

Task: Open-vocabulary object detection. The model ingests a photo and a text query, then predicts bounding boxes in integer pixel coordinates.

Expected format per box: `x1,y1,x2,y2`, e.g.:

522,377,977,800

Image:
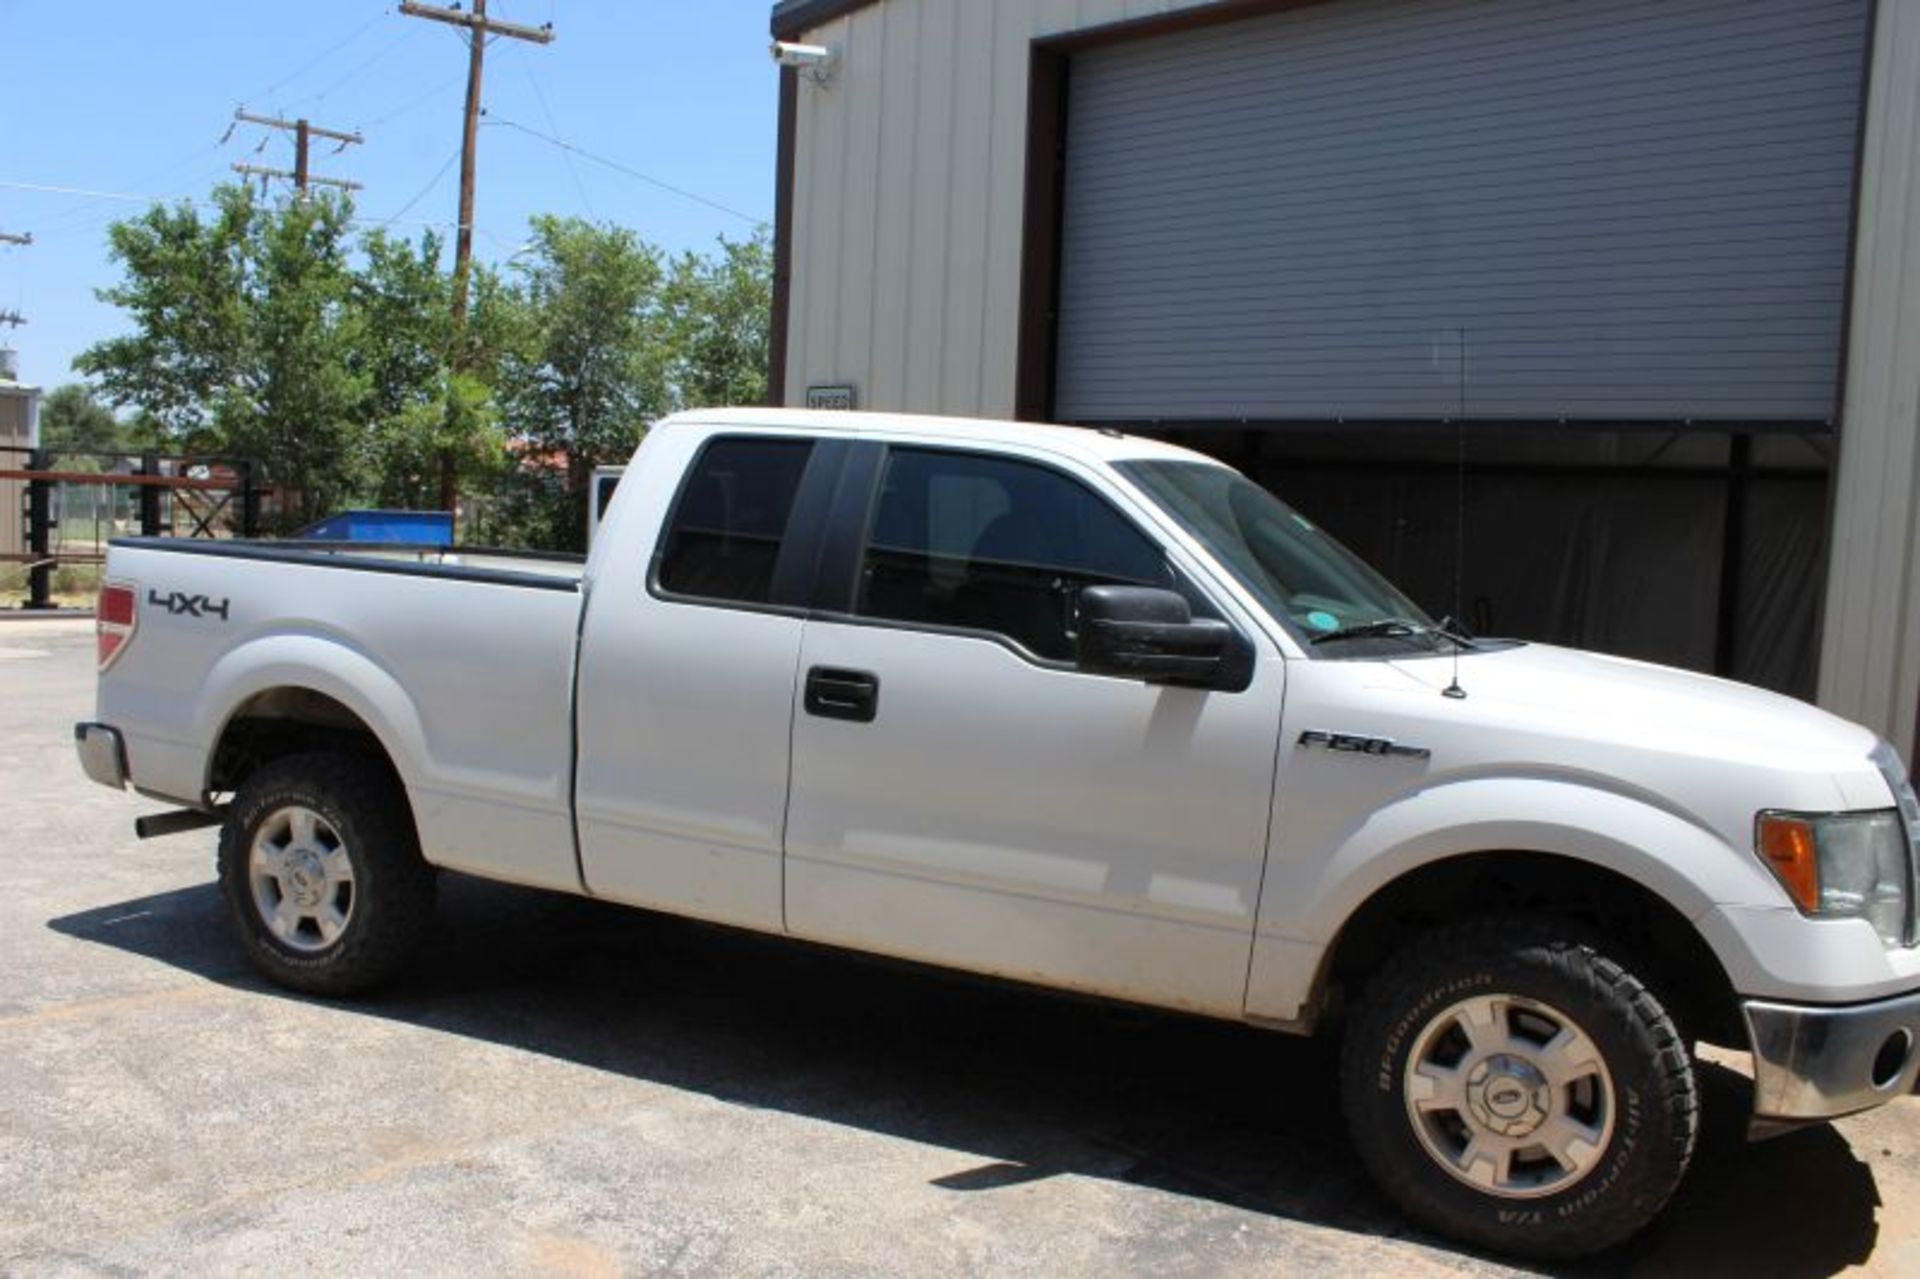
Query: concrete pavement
3,617,1917,1276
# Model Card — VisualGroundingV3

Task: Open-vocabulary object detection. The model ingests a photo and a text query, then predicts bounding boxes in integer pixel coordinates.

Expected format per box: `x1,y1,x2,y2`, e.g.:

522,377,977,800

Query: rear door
783,442,1287,1016
574,429,841,930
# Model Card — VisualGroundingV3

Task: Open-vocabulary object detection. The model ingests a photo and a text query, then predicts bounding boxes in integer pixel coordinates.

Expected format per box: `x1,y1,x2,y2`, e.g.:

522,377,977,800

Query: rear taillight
97,581,137,670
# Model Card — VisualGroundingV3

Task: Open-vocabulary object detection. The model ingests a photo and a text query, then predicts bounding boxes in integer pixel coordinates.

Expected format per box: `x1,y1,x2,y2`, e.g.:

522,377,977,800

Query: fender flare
195,631,428,797
1247,775,1786,1022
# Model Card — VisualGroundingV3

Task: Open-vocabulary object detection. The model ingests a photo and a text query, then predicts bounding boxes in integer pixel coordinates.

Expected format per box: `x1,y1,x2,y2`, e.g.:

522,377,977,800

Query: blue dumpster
295,510,454,546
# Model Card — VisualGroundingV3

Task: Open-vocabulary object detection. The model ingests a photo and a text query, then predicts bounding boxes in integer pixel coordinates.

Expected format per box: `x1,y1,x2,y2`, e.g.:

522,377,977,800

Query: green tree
492,216,669,547
36,384,123,460
79,185,368,529
349,228,507,510
662,230,771,410
76,186,252,449
221,192,368,528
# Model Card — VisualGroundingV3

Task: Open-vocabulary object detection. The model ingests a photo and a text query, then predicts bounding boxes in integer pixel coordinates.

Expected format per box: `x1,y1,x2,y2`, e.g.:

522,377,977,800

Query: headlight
1757,809,1911,946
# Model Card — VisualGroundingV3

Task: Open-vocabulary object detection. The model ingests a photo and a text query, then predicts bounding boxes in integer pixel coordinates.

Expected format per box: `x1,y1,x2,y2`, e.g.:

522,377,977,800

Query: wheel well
209,688,402,797
1324,851,1743,1047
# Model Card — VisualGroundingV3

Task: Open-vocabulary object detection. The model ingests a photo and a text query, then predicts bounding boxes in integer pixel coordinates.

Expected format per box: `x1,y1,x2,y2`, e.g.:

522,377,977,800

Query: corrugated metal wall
1053,0,1869,424
784,0,1218,417
1821,0,1920,763
0,390,35,561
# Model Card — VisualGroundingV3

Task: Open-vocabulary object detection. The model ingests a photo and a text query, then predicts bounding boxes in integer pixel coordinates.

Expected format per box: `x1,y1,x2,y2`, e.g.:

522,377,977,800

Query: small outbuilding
0,357,41,569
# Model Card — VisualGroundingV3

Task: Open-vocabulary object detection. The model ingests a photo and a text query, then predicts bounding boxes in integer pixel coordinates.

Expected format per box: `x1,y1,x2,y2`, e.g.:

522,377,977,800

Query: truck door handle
805,666,879,723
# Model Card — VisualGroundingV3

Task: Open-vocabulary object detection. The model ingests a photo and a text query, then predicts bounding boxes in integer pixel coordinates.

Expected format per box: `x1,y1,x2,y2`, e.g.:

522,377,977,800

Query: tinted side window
657,437,814,605
857,448,1170,660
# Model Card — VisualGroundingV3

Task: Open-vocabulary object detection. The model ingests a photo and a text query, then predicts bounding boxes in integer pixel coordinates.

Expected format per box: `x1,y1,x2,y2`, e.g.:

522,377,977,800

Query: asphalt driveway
3,616,1917,1276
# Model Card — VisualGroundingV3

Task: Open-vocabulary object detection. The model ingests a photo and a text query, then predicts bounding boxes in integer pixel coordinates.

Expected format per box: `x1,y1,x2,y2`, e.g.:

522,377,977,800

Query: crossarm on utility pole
231,163,363,192
397,2,553,44
232,110,363,146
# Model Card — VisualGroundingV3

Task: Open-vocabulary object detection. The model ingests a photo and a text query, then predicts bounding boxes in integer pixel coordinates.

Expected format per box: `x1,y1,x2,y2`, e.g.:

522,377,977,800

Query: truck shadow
51,874,1882,1277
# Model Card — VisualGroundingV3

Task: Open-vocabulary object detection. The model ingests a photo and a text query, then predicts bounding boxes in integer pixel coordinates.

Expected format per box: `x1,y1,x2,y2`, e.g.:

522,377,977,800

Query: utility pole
0,231,30,247
0,310,25,329
231,109,364,197
401,0,555,511
400,0,554,326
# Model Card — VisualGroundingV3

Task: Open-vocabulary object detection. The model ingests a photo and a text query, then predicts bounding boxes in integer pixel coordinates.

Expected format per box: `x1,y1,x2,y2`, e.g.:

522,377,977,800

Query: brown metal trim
1035,0,1338,52
771,0,877,40
768,65,799,408
1830,0,1881,434
772,0,1340,46
1013,47,1068,423
1063,417,1840,436
1815,0,1880,702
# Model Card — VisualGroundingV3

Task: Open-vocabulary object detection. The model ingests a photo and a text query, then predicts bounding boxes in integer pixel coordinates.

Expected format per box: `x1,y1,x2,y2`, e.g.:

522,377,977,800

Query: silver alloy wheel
248,805,354,953
1403,993,1616,1199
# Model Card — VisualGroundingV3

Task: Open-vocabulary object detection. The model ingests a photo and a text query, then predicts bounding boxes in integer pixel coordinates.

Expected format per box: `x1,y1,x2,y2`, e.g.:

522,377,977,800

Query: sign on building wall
806,384,857,411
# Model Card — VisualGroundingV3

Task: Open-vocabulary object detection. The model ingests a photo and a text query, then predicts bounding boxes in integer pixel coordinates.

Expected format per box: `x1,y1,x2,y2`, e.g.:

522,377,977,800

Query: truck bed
109,537,587,591
97,534,589,893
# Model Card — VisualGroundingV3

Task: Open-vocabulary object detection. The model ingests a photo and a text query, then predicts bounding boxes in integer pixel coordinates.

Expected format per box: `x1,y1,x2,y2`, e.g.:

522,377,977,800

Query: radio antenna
1444,327,1469,700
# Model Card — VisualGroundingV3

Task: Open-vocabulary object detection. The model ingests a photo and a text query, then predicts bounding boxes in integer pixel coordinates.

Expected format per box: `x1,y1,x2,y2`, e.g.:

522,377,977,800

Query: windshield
1120,460,1437,645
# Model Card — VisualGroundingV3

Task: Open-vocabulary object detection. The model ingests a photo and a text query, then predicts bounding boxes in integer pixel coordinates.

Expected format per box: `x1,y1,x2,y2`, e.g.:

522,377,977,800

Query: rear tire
1339,915,1698,1260
218,751,436,996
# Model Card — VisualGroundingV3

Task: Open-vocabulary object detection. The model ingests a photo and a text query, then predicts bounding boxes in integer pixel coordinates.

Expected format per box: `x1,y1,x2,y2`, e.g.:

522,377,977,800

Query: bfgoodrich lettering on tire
217,751,436,996
1340,915,1699,1260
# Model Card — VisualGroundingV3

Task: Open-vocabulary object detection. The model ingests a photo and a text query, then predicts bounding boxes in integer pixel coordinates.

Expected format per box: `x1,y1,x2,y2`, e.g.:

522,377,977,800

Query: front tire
1340,915,1698,1260
218,751,436,996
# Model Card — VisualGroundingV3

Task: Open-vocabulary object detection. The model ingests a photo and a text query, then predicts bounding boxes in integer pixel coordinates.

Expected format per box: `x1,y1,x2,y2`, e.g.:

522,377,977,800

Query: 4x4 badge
148,589,230,621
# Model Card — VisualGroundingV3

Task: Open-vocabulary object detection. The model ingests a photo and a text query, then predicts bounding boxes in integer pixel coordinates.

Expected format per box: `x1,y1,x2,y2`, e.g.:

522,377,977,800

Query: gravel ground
4,615,1919,1277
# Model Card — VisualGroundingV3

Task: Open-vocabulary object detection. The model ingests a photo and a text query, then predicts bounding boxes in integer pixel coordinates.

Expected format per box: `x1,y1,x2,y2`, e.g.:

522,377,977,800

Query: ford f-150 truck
77,408,1920,1258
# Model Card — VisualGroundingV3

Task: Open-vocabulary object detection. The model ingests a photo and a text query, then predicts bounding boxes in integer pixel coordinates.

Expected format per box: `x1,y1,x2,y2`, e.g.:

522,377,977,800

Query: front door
784,444,1286,1017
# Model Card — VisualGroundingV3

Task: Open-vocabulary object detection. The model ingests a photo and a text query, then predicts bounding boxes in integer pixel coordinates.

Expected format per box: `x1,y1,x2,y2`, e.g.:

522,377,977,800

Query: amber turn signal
1757,813,1821,914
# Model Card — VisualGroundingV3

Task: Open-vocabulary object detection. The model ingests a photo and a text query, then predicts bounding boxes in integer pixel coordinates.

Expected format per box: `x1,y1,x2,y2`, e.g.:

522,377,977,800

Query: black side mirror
1076,585,1248,690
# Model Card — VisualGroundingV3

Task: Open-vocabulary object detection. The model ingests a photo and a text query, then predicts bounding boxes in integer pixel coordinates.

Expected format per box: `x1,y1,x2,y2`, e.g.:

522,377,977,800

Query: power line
512,39,594,219
484,118,764,225
377,147,463,226
236,9,387,106
357,71,467,130
279,26,423,111
20,138,230,240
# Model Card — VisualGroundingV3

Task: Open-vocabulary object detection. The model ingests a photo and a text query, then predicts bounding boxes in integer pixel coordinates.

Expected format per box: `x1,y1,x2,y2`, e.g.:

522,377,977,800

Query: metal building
0,361,42,567
769,0,1920,763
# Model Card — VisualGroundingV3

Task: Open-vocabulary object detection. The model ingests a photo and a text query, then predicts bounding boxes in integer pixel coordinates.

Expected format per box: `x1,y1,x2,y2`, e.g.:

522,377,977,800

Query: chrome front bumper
74,722,127,791
1745,989,1920,1134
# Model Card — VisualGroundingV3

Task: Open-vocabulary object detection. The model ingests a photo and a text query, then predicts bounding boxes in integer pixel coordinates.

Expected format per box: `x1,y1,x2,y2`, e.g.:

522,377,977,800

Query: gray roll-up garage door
1052,0,1870,424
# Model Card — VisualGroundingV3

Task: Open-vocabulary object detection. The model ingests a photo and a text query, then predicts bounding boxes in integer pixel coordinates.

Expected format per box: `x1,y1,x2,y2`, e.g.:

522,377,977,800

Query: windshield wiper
1310,617,1477,649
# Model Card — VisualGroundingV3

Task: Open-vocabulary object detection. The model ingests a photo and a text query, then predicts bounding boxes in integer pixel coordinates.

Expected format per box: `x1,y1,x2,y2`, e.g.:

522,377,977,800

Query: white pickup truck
77,408,1920,1258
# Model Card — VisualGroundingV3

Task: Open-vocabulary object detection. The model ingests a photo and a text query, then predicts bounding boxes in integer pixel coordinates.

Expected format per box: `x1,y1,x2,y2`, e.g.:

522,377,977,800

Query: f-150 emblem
1298,730,1429,760
148,589,230,621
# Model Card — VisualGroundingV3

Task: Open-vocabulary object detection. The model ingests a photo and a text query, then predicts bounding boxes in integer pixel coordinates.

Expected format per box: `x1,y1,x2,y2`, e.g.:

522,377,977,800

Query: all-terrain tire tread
1338,913,1700,1260
216,750,435,997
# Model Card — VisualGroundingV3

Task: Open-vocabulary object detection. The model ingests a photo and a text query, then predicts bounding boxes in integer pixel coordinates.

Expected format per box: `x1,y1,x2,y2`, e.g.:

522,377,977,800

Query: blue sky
0,0,781,388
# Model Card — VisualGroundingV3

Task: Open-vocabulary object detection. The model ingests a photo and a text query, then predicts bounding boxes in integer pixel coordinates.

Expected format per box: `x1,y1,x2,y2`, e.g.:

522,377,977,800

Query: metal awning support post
24,449,53,610
240,460,261,538
138,454,162,537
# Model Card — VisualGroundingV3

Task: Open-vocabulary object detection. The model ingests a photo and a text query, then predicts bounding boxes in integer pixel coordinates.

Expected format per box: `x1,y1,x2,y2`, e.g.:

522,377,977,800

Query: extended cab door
574,429,840,931
783,442,1287,1017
